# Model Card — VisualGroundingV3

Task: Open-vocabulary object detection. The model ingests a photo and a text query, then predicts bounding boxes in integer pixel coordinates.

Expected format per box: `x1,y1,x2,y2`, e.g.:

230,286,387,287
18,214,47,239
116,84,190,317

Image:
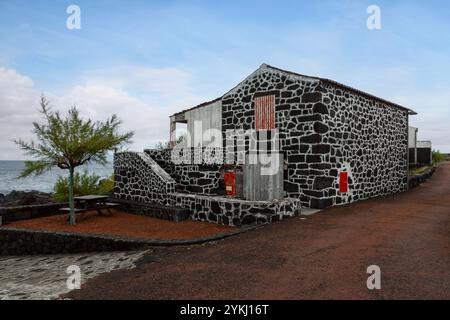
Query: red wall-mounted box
339,172,348,193
224,171,236,197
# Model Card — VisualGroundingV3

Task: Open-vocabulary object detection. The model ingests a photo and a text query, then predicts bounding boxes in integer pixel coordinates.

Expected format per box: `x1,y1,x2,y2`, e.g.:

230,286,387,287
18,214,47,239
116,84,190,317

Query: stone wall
408,166,435,189
308,82,408,207
170,193,301,226
0,228,148,255
113,198,189,222
114,152,175,205
0,203,66,225
145,148,222,195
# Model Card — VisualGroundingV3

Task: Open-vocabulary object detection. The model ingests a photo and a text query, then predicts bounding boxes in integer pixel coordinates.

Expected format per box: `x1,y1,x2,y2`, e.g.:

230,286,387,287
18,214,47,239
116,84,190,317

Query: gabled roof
171,63,416,117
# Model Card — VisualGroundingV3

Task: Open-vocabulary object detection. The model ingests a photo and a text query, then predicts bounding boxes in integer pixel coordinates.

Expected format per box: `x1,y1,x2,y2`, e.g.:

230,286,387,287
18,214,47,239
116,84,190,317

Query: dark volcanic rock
18,193,37,206
0,190,53,207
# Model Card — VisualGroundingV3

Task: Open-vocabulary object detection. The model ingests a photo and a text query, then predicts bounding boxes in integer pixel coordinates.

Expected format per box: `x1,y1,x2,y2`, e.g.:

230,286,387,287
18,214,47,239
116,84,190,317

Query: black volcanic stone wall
0,203,66,224
145,149,222,195
0,228,147,255
221,67,409,208
114,152,175,205
170,193,301,226
408,166,435,188
318,83,408,206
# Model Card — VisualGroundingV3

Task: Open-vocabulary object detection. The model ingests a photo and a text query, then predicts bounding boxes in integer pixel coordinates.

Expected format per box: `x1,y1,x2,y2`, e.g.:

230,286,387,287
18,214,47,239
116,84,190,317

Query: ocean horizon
0,160,113,194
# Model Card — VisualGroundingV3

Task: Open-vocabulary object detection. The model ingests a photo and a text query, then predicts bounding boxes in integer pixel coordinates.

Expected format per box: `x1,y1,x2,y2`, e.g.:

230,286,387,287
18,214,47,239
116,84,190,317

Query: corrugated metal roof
172,97,222,117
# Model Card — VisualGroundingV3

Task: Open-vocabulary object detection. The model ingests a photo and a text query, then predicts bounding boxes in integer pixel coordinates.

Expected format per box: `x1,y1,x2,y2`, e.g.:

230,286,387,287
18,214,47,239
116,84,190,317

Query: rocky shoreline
0,190,54,207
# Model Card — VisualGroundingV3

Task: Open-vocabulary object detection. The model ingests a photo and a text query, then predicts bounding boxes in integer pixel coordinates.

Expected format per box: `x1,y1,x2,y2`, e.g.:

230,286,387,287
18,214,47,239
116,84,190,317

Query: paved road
67,163,450,299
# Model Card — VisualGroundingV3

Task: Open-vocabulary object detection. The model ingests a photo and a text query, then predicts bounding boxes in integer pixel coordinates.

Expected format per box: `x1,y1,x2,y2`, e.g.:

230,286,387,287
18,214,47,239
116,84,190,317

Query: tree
15,96,134,225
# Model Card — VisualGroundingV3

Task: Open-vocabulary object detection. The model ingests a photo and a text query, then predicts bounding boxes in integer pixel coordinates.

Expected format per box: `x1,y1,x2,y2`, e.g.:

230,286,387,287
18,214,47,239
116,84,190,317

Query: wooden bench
91,202,121,215
59,207,88,213
59,207,88,221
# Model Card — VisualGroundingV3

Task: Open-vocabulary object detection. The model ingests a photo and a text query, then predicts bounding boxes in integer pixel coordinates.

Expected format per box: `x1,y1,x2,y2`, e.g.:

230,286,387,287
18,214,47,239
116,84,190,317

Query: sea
0,160,113,194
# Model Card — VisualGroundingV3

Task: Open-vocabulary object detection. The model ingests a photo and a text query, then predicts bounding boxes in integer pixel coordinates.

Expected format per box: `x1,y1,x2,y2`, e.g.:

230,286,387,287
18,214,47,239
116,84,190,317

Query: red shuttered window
254,95,275,130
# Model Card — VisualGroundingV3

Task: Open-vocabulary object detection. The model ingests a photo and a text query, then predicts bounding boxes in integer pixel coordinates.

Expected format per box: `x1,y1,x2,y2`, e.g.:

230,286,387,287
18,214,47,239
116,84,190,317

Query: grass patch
409,166,431,176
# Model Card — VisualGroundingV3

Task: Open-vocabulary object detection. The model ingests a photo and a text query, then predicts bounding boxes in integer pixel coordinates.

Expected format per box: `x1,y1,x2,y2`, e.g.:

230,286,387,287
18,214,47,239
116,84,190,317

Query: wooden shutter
254,95,275,130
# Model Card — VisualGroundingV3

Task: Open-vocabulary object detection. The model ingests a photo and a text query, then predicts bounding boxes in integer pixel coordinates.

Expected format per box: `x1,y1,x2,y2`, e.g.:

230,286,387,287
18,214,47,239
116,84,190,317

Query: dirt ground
6,211,233,240
67,162,450,300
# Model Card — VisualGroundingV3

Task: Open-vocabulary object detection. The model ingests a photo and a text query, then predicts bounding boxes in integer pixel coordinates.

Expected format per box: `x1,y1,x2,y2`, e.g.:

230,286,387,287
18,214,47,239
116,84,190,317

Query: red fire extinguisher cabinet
224,171,236,197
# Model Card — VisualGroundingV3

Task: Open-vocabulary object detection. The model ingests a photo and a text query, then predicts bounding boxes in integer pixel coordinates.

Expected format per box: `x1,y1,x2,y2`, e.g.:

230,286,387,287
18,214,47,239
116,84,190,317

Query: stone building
114,64,416,225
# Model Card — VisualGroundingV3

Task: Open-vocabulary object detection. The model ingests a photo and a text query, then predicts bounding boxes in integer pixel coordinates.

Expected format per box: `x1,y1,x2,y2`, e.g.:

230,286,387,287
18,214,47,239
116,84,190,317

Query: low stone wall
0,225,261,255
171,193,302,226
0,202,66,225
114,198,189,222
113,194,301,227
0,228,150,255
408,166,436,189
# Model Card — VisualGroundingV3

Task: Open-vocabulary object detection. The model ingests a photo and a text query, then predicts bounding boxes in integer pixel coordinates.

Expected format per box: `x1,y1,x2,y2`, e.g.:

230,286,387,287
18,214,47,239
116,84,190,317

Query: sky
0,0,449,160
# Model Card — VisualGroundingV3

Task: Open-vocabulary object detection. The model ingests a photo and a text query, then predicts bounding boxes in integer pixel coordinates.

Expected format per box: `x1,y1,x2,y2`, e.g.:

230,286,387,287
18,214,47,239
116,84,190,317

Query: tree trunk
69,166,76,225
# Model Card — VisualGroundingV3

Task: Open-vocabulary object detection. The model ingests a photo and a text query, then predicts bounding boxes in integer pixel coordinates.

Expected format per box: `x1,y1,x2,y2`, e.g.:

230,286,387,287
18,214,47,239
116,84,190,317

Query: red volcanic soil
6,210,233,240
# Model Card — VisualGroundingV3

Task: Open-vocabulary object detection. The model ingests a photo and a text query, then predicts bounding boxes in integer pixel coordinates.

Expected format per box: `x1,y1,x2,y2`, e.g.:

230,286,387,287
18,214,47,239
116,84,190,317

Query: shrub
53,171,114,202
98,176,115,195
432,150,448,164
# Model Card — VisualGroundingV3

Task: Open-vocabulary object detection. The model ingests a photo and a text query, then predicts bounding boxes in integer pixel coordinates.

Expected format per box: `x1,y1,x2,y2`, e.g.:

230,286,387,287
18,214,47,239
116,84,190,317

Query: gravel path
65,163,450,299
0,251,148,300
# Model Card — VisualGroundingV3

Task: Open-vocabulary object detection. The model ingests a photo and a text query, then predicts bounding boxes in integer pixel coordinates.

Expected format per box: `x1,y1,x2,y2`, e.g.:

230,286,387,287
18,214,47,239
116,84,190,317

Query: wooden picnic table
74,195,115,216
60,195,120,219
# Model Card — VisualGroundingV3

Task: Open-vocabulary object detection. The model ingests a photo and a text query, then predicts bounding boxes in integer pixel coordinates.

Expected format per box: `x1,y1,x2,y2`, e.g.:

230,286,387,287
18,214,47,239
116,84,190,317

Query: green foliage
409,165,431,176
15,95,134,177
53,171,114,202
98,175,115,195
432,150,448,164
155,134,186,149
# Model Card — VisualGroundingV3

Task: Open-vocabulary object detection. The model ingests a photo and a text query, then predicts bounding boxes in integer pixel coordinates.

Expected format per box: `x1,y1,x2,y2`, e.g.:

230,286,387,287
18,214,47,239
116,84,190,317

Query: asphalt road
67,162,450,299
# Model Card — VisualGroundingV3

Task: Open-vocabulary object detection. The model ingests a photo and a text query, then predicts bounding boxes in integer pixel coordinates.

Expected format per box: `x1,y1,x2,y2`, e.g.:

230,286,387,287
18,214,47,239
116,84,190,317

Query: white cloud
0,66,206,160
0,67,42,160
